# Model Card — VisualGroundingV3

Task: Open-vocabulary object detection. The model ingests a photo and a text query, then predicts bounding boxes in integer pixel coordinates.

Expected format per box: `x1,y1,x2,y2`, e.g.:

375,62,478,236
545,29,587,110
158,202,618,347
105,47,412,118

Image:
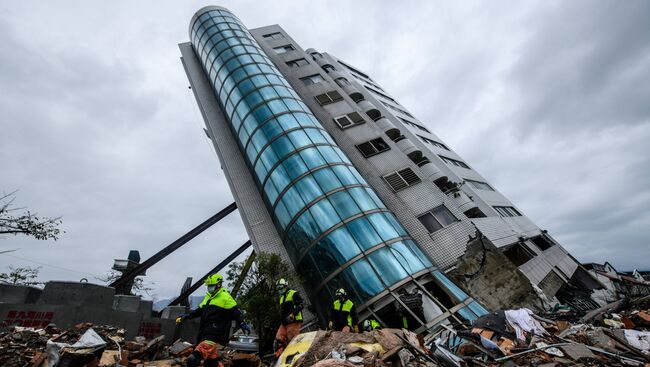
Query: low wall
0,282,201,344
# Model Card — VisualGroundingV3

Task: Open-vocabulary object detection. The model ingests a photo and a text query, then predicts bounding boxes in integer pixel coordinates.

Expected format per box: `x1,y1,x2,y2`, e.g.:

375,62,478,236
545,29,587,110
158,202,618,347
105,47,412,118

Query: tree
0,191,63,241
226,252,297,354
0,265,42,286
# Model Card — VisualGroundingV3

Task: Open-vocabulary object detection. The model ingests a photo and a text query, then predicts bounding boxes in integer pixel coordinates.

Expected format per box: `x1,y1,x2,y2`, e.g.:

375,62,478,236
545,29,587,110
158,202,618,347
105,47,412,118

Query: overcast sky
1,1,648,300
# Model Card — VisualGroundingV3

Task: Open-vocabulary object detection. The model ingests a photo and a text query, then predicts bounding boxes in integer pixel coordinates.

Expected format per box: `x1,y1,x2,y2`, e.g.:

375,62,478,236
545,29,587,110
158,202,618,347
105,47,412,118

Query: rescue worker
274,278,303,357
361,319,381,332
327,288,358,332
176,273,250,367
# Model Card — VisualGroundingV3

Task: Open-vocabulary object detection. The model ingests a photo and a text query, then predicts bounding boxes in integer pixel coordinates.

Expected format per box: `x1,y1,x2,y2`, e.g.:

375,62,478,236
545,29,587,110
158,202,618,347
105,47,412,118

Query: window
383,168,421,191
465,179,494,191
322,64,336,73
263,32,284,40
286,58,309,68
335,77,350,87
273,44,295,54
356,138,390,158
417,205,457,233
398,117,431,133
314,91,343,105
503,243,536,266
439,155,470,169
531,236,555,251
334,112,365,128
300,74,324,85
417,135,449,150
493,206,521,217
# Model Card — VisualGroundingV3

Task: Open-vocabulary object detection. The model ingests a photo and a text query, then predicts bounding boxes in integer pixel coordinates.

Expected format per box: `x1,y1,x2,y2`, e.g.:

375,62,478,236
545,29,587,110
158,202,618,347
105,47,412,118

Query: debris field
1,295,650,367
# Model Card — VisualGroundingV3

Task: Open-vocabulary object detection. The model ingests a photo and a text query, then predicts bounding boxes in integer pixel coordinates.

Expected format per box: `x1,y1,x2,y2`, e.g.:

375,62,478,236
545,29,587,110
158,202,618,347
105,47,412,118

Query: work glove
354,325,359,333
239,322,251,335
175,314,189,324
327,321,333,330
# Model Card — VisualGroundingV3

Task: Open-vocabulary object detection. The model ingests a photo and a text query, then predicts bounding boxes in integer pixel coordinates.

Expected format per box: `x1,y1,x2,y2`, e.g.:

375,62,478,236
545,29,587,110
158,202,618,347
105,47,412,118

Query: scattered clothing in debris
504,308,548,341
0,322,261,367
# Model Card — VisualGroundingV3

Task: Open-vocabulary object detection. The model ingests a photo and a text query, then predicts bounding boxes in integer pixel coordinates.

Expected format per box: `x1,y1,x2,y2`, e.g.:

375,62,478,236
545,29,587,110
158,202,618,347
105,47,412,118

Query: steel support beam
110,202,237,290
231,250,256,298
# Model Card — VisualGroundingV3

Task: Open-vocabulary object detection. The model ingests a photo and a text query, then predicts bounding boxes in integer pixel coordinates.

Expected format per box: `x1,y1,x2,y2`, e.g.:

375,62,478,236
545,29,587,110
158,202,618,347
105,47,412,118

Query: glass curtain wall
189,6,484,321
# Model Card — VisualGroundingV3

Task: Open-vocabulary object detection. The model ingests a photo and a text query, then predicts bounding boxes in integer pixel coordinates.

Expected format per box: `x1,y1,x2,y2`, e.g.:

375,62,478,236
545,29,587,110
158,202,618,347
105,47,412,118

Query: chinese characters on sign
138,322,162,339
4,310,54,328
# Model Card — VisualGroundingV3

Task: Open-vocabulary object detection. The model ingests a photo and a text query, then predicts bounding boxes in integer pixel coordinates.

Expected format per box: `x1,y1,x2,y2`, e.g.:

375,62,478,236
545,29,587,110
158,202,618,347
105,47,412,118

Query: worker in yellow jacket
328,288,358,332
274,278,303,357
176,273,250,367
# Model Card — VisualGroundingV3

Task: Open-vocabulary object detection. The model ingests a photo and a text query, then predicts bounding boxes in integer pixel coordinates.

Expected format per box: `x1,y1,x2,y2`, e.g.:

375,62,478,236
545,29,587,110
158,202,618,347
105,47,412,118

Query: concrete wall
38,282,115,307
447,234,544,312
0,282,200,344
0,284,42,304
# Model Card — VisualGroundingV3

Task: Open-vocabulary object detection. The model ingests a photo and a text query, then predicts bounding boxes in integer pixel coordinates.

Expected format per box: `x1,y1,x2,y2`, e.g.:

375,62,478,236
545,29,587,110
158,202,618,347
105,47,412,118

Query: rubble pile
3,296,650,367
0,323,261,367
442,295,650,366
278,328,438,367
273,296,650,367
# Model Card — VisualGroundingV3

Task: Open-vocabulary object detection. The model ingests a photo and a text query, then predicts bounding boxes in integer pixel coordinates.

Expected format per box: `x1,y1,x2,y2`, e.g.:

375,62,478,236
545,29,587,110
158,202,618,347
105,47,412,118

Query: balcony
357,100,382,121
419,161,448,185
396,138,418,156
448,189,479,215
375,117,395,133
341,84,364,102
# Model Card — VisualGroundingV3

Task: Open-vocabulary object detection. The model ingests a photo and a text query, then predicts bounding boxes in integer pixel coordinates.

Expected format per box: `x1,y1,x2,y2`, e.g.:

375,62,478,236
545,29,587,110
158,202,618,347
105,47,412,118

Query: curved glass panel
367,247,409,286
389,240,427,273
190,7,469,314
347,216,383,251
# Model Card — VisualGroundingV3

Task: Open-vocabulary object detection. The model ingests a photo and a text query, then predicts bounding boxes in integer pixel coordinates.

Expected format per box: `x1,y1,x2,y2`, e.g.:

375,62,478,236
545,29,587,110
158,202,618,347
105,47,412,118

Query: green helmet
335,288,347,297
205,273,224,286
276,278,289,287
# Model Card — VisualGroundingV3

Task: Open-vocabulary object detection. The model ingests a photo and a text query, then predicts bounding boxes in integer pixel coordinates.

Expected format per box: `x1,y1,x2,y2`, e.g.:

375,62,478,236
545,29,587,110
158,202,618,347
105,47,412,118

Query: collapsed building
179,5,599,329
584,262,650,305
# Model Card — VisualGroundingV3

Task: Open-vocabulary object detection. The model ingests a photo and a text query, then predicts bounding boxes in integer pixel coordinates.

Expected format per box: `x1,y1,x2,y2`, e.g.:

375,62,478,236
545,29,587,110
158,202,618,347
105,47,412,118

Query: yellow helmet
205,273,224,286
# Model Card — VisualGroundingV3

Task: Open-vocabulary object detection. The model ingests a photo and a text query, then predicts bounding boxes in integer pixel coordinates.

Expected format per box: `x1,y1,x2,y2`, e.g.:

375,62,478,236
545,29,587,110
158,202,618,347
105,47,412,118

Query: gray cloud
0,1,648,300
510,1,650,133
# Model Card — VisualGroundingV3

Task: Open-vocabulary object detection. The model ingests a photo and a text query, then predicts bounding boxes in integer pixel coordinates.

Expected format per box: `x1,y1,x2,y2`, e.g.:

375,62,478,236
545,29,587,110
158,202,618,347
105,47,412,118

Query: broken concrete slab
560,343,596,361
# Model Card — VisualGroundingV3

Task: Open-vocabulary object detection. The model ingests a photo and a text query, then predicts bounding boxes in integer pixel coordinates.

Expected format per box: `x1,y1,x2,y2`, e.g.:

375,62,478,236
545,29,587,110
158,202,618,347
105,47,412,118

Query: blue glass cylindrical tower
189,6,485,321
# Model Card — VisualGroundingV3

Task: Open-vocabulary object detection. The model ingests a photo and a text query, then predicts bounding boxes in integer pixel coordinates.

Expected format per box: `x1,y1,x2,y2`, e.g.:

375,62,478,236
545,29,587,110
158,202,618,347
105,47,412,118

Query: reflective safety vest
279,289,302,321
333,299,355,327
199,287,237,309
369,319,381,330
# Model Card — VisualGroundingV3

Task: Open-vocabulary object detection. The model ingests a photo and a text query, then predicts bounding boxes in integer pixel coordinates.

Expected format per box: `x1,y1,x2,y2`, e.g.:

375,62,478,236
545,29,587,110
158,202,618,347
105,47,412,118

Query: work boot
186,351,202,367
203,358,219,367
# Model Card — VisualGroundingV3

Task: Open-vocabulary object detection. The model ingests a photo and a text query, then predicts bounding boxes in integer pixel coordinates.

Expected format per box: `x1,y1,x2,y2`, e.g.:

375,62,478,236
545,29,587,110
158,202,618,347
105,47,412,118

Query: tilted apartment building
179,6,592,329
